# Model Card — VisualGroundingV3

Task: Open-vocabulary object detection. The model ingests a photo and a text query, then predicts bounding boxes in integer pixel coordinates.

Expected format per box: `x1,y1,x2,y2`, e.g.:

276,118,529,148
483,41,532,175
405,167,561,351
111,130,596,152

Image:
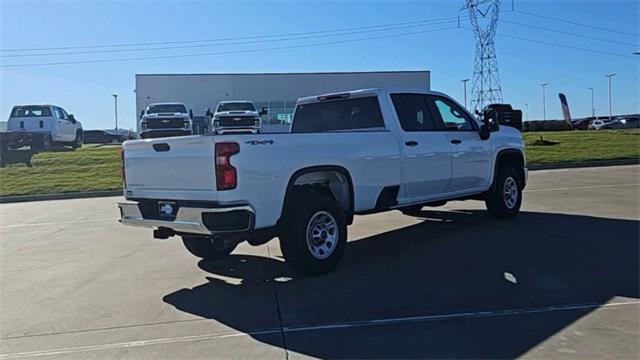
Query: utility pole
523,102,528,121
462,79,470,108
588,87,595,118
540,83,549,120
605,74,615,121
112,94,118,132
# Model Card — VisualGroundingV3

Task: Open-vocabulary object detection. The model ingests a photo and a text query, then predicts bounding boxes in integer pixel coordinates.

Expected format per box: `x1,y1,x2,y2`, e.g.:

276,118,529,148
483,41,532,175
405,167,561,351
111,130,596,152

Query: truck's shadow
163,210,639,358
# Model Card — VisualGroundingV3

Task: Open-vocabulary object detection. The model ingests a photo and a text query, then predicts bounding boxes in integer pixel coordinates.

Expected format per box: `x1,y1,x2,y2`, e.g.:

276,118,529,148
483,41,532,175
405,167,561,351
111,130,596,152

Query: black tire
485,166,523,219
72,131,83,149
279,190,347,275
41,133,52,150
182,236,237,259
400,205,424,216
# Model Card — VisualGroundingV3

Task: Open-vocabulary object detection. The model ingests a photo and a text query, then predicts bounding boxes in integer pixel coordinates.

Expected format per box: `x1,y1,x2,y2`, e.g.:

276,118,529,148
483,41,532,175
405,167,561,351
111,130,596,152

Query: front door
390,93,451,200
428,95,492,191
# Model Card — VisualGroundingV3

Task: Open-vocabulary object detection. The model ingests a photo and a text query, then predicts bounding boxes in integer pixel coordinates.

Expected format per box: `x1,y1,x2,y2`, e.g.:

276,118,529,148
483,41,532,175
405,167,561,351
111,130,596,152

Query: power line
499,19,639,47
0,26,459,68
496,32,638,59
1,19,457,58
514,9,639,38
459,26,636,59
0,16,459,53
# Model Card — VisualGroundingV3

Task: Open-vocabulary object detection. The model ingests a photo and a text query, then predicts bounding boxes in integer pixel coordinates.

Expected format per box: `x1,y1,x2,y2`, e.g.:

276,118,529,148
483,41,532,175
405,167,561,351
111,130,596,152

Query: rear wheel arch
280,165,355,225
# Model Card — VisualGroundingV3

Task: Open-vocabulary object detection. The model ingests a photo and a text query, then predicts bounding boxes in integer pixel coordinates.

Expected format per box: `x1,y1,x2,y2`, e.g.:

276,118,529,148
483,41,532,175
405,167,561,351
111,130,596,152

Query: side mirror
479,123,491,140
68,114,76,124
139,110,144,119
259,107,268,116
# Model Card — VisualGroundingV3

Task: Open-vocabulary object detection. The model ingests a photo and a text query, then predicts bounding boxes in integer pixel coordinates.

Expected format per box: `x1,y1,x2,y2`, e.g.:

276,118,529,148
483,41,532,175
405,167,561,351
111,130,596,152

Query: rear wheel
41,133,52,150
485,166,523,218
182,236,237,259
279,190,347,275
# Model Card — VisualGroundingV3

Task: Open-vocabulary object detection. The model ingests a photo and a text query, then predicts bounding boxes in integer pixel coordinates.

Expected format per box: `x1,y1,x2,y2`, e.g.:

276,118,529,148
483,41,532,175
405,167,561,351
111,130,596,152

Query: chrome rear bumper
118,200,254,235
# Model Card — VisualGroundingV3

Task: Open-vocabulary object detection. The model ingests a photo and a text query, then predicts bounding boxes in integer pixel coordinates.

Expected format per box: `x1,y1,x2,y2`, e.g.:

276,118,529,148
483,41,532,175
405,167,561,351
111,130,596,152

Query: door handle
405,140,419,147
450,139,462,144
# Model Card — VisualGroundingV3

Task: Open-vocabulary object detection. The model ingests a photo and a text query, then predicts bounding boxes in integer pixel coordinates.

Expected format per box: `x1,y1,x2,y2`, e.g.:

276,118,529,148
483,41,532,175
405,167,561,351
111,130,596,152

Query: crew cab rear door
389,93,451,199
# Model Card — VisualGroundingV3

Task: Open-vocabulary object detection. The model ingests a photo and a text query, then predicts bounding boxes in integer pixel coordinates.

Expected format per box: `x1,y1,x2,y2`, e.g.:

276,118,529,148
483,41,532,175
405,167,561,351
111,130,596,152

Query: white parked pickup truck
212,100,261,134
119,88,526,275
139,102,192,139
6,105,83,149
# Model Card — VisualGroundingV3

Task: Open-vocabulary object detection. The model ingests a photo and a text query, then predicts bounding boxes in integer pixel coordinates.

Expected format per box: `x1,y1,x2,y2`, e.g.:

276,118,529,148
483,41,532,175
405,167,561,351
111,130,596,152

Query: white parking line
525,183,640,193
0,218,116,229
2,300,638,359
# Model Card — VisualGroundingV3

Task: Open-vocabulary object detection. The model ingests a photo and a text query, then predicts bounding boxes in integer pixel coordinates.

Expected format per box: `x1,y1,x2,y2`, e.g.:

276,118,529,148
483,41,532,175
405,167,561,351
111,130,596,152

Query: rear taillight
120,148,126,187
215,142,240,190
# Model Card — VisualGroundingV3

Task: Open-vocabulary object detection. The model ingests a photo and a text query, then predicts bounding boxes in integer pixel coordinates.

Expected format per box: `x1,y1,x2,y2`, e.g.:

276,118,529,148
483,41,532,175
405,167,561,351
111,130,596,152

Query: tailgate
123,136,218,199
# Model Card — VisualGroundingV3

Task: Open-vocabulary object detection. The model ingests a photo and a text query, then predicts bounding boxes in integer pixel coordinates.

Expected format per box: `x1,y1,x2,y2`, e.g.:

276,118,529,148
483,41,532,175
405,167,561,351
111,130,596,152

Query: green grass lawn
0,145,122,197
0,129,638,197
523,128,639,164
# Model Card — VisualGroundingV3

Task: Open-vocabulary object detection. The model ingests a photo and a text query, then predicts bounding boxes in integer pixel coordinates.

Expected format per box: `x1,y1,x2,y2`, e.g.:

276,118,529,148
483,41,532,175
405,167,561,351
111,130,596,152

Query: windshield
217,102,256,112
11,106,52,117
147,104,187,114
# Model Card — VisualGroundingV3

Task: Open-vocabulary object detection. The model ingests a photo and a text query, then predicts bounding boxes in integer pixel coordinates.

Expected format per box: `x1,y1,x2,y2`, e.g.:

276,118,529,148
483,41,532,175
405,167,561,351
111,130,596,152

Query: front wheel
182,236,237,259
485,166,523,218
279,191,347,275
72,131,83,149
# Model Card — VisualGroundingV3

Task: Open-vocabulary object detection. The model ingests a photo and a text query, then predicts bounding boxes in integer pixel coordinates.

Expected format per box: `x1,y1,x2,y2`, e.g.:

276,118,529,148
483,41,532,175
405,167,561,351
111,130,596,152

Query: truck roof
217,100,254,104
296,88,444,105
146,102,185,106
12,104,58,108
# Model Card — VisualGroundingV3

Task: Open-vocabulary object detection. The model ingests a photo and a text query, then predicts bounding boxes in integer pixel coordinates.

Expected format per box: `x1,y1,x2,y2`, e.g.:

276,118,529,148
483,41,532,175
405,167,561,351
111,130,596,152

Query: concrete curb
0,159,638,204
0,190,122,204
527,158,639,170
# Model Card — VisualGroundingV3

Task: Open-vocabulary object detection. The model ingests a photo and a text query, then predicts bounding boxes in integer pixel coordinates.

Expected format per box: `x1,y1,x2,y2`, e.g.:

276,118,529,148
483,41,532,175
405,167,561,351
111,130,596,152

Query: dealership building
134,70,430,133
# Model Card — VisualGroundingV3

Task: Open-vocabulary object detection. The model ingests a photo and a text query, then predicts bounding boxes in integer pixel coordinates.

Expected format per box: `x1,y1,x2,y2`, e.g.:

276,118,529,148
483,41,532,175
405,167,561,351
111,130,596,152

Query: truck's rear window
292,97,385,133
11,106,52,117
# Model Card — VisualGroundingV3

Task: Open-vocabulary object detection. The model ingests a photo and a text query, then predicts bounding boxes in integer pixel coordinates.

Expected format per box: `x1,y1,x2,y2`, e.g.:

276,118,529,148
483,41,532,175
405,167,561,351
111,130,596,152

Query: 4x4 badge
245,140,274,145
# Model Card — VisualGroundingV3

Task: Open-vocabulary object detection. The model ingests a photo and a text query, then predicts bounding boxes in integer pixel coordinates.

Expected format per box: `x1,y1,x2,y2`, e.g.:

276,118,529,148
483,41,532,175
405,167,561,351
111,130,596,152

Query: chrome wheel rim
305,211,338,260
503,176,518,209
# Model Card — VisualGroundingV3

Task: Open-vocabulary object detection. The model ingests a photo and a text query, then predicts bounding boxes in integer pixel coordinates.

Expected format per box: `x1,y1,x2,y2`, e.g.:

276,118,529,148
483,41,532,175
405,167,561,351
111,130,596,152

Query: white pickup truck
139,102,192,139
212,100,261,134
6,105,83,149
119,88,526,275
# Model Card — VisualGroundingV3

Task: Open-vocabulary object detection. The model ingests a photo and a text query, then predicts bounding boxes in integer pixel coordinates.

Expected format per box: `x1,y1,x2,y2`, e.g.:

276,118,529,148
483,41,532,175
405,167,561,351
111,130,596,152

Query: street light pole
112,94,118,132
588,88,595,118
605,74,615,121
540,83,549,120
462,79,470,109
523,103,529,121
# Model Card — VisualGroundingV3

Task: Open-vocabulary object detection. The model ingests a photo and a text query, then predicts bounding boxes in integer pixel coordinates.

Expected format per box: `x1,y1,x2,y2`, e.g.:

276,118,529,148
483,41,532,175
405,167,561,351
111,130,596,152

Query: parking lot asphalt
1,165,638,359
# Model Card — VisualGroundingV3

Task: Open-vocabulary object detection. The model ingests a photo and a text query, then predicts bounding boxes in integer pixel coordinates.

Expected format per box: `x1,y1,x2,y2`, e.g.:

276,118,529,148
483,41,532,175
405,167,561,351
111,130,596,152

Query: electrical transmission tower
463,0,503,111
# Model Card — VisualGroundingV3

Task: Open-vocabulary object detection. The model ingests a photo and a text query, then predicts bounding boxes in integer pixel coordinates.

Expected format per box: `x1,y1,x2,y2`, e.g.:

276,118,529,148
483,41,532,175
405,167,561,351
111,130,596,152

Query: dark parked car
84,130,129,144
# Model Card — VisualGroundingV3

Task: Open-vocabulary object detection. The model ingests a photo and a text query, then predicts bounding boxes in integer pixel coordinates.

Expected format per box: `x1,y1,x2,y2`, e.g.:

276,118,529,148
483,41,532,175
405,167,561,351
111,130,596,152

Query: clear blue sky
1,0,638,130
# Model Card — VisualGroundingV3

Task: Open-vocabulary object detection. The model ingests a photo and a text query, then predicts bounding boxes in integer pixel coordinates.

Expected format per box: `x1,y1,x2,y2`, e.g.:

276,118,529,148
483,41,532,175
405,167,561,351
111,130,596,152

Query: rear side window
391,94,438,131
11,106,52,117
292,97,385,133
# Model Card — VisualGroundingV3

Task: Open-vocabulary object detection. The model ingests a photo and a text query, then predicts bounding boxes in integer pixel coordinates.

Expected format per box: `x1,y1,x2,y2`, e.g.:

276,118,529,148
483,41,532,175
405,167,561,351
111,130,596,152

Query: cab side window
430,96,475,131
58,108,69,120
391,93,438,131
54,108,64,119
